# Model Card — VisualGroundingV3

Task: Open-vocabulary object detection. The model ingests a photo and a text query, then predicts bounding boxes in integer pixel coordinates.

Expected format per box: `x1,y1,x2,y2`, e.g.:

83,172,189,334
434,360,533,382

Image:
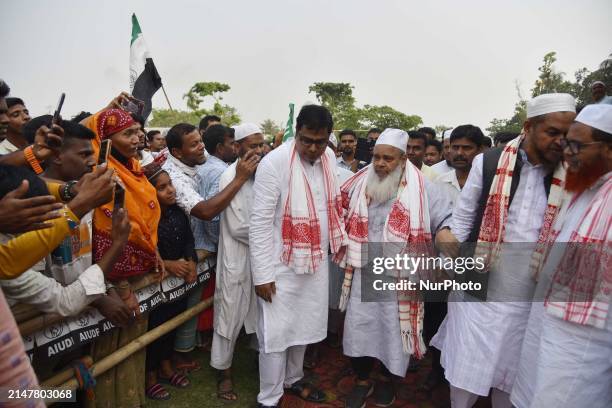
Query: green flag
282,103,295,142
129,13,162,120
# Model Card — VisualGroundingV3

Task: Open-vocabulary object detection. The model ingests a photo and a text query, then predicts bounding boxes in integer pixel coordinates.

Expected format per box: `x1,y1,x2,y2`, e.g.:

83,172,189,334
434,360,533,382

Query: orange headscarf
86,109,160,281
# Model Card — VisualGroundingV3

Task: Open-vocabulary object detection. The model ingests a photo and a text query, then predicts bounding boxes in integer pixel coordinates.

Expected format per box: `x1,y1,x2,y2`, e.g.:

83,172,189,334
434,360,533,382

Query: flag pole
160,84,174,111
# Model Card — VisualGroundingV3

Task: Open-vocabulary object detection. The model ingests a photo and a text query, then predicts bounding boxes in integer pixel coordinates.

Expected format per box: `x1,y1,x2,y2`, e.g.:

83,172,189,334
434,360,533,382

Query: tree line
149,51,611,136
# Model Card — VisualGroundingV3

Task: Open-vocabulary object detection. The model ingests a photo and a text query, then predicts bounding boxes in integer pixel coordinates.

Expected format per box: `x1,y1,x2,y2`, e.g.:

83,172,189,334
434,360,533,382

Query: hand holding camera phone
46,93,66,149
120,96,145,117
98,139,112,165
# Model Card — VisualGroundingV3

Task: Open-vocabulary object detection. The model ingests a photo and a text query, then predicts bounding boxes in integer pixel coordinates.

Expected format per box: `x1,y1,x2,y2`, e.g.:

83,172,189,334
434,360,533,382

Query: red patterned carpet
279,342,492,408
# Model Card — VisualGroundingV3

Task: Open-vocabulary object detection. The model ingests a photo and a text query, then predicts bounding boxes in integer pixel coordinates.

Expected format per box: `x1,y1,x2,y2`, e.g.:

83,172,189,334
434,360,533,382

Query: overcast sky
1,0,610,133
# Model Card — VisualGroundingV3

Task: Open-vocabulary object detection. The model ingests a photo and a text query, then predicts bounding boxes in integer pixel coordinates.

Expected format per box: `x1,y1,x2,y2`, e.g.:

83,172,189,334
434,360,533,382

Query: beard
366,165,403,204
565,159,608,193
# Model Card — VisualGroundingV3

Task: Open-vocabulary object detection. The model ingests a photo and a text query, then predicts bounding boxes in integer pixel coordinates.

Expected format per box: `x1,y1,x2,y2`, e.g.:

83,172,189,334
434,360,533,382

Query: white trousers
450,385,512,408
210,331,238,370
257,345,306,406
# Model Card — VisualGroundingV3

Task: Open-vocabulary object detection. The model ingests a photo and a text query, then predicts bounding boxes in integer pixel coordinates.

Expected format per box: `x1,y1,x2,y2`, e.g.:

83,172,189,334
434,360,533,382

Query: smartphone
120,96,145,117
98,139,112,165
113,184,125,211
51,93,65,126
47,93,66,149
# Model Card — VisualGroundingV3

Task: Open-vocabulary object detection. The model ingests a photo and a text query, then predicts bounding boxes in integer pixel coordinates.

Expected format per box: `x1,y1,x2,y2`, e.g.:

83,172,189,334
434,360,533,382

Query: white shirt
139,150,154,166
434,169,461,208
1,266,105,317
162,154,204,216
431,159,453,175
0,139,19,155
420,163,439,181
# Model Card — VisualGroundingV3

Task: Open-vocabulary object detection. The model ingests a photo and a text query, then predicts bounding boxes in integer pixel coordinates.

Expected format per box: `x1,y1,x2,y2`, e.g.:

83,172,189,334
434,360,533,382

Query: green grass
147,336,259,408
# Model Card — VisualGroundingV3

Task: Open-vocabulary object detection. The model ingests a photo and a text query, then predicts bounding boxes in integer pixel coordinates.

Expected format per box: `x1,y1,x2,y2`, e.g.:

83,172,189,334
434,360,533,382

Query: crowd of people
0,76,610,408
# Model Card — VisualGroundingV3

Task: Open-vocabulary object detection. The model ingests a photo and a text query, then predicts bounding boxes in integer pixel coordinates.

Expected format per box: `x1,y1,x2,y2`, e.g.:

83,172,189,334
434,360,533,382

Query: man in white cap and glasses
431,129,454,175
336,128,452,408
431,93,576,407
510,103,612,408
211,123,264,401
250,105,347,407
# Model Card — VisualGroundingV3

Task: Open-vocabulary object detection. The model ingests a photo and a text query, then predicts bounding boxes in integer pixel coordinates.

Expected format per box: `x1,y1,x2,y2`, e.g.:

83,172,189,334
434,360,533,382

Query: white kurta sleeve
249,156,281,286
219,170,250,246
1,265,105,317
450,153,484,242
424,179,453,233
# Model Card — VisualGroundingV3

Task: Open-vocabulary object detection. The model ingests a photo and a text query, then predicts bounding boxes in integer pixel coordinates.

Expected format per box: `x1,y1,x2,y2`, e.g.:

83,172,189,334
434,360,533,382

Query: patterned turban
96,108,135,140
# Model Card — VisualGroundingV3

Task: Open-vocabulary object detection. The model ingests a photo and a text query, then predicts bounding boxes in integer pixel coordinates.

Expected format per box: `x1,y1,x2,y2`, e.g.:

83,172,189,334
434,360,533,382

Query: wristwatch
60,180,78,202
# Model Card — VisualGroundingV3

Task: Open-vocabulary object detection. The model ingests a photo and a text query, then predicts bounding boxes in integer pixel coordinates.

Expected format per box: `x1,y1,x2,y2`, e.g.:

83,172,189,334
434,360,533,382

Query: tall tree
531,52,574,97
260,119,281,137
359,105,422,130
308,82,361,129
150,81,241,127
148,109,200,127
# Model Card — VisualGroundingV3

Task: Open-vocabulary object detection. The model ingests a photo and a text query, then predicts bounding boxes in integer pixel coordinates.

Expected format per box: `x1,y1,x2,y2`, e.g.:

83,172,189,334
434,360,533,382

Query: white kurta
213,161,258,341
432,151,548,396
250,142,334,353
343,179,452,376
511,174,612,408
431,159,453,175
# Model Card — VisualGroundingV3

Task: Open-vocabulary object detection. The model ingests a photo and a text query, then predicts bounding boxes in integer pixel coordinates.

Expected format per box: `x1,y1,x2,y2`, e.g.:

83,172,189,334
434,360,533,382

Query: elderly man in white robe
211,123,265,401
511,104,612,408
336,129,452,408
432,93,577,408
250,105,347,408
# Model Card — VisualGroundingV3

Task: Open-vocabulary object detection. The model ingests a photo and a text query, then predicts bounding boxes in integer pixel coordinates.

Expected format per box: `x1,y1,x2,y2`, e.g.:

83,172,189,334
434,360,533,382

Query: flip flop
146,383,170,401
159,372,191,388
175,360,201,374
217,376,238,401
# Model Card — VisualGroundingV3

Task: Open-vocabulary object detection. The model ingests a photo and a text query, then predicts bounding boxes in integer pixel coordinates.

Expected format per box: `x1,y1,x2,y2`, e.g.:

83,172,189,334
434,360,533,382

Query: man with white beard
250,105,347,407
336,129,452,408
511,104,612,408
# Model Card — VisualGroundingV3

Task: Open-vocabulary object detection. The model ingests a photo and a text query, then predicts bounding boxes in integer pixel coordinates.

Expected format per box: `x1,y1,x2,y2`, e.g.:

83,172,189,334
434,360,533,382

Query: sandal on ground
159,372,191,388
345,381,374,408
146,383,170,400
285,380,326,403
175,360,201,374
373,380,395,407
217,376,238,401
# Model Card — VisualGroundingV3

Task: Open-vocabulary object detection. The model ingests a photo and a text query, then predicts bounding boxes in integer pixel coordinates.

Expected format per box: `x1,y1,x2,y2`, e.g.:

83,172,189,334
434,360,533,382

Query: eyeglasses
559,138,603,154
297,134,328,147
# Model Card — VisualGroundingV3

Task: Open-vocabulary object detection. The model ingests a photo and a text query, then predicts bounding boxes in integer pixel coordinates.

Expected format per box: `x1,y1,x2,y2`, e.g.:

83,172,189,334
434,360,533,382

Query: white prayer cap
443,129,453,140
376,128,408,153
575,104,612,134
233,123,262,141
526,93,576,118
